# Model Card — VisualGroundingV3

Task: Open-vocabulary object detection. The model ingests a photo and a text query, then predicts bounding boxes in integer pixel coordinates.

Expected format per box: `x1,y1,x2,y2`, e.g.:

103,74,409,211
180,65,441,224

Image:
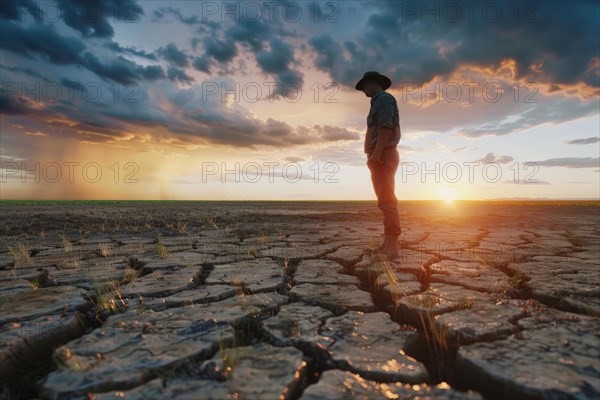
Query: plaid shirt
365,90,401,153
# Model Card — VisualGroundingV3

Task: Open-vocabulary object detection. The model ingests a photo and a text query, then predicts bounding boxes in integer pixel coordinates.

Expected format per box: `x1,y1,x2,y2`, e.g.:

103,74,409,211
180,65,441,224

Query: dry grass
246,246,259,257
258,234,268,246
178,220,188,233
207,216,219,229
120,269,143,286
156,243,170,259
136,296,146,314
213,283,251,379
218,343,243,379
155,243,170,259
378,255,403,306
509,270,527,288
29,270,45,290
8,243,32,267
418,312,451,357
90,276,126,314
59,234,73,253
98,243,111,257
56,245,82,270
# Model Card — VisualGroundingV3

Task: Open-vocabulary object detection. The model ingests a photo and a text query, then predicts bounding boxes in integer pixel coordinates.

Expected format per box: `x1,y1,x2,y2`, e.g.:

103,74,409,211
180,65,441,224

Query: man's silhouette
356,71,401,258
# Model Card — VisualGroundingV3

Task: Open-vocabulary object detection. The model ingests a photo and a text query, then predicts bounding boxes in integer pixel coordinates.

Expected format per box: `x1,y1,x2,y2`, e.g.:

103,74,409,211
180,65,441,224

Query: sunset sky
1,0,599,200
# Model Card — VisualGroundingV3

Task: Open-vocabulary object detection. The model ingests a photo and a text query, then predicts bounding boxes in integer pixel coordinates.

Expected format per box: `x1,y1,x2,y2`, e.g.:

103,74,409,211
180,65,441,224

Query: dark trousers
367,147,401,236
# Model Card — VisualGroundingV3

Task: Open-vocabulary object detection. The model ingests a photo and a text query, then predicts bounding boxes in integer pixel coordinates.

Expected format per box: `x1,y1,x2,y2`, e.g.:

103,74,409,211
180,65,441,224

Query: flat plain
0,200,598,399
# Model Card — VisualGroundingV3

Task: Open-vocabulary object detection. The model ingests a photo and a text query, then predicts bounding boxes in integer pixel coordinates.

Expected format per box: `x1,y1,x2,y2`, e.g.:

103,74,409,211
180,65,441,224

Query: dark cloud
83,53,165,84
203,37,237,63
274,69,304,94
104,42,157,60
566,137,600,145
309,35,341,70
0,87,30,115
151,9,163,20
141,65,165,81
255,38,303,96
1,22,164,84
157,43,189,67
227,19,272,53
179,8,299,81
0,63,53,82
152,6,199,25
83,53,143,84
309,0,600,90
256,38,295,74
476,153,514,164
0,21,85,64
0,0,40,22
167,66,195,84
526,157,600,168
56,0,144,38
192,56,211,73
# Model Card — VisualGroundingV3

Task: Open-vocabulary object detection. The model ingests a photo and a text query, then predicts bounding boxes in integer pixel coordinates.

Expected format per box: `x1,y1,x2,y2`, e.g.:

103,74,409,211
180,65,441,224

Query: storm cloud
309,0,600,90
0,21,163,84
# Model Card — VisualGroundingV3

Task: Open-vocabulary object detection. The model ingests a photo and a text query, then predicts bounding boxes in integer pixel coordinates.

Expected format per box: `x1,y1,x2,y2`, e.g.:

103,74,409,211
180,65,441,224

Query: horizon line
1,198,599,202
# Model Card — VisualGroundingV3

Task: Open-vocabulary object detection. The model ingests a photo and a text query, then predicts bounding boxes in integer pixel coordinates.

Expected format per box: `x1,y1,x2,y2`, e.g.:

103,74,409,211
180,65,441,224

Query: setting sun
439,187,458,204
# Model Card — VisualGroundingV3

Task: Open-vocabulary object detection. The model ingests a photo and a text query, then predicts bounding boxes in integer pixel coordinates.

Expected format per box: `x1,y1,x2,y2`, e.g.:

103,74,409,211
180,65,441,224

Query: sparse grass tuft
177,220,188,234
89,277,127,314
136,296,146,314
218,344,242,379
246,246,259,257
56,246,81,270
120,269,143,286
510,270,527,289
8,243,32,266
258,234,268,245
156,243,170,259
379,256,402,305
207,216,219,229
98,243,111,257
419,312,451,355
59,234,73,253
28,268,55,290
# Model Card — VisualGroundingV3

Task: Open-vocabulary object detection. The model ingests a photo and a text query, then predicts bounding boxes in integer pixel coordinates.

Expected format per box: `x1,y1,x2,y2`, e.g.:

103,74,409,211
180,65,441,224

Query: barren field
0,201,599,399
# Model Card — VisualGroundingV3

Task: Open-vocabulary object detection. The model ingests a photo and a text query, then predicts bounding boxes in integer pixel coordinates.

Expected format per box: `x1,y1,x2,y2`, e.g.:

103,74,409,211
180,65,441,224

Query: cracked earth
0,201,598,399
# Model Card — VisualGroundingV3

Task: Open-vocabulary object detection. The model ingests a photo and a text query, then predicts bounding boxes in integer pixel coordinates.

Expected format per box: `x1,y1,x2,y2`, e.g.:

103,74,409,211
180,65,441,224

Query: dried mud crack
0,201,598,400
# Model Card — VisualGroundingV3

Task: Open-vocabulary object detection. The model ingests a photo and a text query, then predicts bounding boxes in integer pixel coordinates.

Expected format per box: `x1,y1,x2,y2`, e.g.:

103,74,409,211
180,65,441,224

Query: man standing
356,71,402,259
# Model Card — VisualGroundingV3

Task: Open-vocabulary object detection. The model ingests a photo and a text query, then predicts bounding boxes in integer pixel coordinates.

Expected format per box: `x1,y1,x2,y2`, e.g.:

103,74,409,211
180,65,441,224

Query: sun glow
439,187,458,204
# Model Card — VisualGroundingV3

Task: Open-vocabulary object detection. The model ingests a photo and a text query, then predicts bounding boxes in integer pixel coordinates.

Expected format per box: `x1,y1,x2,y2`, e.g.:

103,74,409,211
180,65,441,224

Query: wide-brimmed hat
355,71,392,91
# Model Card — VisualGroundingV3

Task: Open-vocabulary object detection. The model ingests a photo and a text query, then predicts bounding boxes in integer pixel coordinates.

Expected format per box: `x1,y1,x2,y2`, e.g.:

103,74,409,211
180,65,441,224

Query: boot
380,234,399,259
